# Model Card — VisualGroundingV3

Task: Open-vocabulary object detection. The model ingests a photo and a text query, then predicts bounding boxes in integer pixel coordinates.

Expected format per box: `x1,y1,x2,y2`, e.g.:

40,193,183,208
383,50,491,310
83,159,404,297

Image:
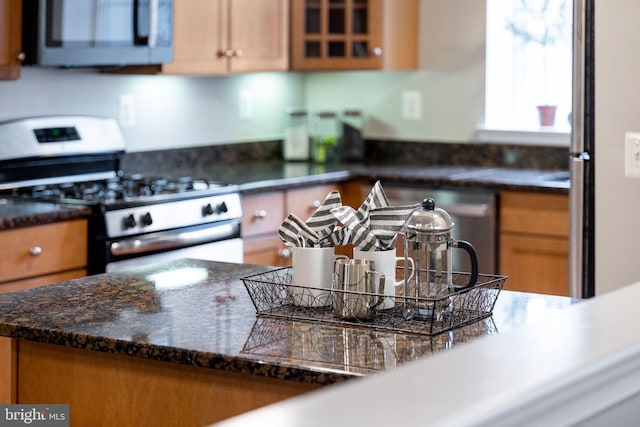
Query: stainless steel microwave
22,0,173,67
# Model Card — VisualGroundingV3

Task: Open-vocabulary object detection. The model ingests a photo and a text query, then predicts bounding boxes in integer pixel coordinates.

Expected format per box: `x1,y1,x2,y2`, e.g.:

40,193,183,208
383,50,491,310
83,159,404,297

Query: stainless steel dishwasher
383,185,497,274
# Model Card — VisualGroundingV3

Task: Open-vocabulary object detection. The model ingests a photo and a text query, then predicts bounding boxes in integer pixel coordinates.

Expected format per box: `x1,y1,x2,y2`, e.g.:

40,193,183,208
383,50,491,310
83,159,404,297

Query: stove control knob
123,214,137,229
141,212,153,226
217,202,228,214
202,203,215,216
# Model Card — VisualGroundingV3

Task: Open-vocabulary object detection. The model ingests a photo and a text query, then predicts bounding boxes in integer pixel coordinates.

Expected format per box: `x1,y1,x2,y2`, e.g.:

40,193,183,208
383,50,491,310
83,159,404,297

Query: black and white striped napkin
330,181,418,251
278,190,346,248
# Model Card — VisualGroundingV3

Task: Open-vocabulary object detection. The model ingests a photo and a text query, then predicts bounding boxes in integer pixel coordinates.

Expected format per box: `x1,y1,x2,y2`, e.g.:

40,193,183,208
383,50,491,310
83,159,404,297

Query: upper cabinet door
162,0,228,75
162,0,288,75
290,0,418,71
228,0,289,73
0,0,23,80
291,0,382,71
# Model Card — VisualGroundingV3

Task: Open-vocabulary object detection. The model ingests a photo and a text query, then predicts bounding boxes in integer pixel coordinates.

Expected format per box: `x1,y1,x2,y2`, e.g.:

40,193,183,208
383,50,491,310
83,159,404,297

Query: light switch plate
118,94,136,128
625,132,640,178
239,90,254,120
402,90,422,121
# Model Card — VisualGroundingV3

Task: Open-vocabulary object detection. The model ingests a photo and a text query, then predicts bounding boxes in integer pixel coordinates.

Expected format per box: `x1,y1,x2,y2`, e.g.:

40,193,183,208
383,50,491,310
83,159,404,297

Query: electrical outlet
625,132,640,178
402,90,422,121
239,90,254,120
118,94,136,128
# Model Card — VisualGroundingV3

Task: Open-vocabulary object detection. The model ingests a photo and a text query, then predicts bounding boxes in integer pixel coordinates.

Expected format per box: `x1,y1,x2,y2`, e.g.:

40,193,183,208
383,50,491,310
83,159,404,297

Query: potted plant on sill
504,0,571,127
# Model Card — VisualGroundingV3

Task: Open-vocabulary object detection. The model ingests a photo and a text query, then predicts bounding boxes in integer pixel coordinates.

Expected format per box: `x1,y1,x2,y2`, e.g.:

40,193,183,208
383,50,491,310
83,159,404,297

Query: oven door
105,220,243,273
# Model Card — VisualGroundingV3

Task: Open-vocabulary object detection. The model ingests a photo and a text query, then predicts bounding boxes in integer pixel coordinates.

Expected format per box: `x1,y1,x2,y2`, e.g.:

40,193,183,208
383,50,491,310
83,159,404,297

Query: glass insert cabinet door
291,0,383,70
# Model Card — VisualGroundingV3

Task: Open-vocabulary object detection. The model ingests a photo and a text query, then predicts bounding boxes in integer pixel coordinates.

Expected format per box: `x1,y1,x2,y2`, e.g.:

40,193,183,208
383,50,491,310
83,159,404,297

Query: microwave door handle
132,0,149,45
148,0,158,47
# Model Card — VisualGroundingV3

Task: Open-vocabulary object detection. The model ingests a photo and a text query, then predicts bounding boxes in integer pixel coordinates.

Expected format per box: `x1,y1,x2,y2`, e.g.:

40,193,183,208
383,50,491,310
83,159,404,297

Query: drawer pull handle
310,200,321,209
254,210,267,219
29,246,42,256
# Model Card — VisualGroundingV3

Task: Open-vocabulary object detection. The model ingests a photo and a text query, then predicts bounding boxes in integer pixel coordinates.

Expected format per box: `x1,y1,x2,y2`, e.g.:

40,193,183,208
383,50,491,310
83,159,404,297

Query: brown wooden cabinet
0,219,88,404
0,0,23,80
499,191,569,296
241,183,340,266
162,0,289,75
290,0,418,71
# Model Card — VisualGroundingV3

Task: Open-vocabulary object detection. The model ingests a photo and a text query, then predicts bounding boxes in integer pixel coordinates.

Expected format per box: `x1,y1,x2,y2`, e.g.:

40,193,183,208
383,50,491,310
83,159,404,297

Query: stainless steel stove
0,115,243,274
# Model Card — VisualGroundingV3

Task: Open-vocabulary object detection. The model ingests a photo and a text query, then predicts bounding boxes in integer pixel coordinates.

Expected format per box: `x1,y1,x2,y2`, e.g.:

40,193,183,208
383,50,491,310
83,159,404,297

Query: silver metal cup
333,259,385,320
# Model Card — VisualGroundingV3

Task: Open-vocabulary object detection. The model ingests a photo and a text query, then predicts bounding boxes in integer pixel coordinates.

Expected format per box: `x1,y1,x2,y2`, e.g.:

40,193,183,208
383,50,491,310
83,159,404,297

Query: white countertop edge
211,282,640,427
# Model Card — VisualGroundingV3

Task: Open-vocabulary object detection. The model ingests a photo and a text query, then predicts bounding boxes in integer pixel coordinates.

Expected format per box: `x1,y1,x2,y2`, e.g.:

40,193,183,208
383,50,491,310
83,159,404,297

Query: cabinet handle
253,209,267,219
310,200,321,209
278,248,292,258
16,52,25,62
370,47,383,57
216,49,242,58
217,49,235,58
29,246,42,256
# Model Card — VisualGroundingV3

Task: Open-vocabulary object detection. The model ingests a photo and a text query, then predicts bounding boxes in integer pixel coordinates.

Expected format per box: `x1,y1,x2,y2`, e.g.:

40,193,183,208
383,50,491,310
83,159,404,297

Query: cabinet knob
310,200,321,209
370,47,383,57
16,52,25,62
233,49,243,57
278,248,292,258
217,49,235,58
253,209,267,219
29,246,42,256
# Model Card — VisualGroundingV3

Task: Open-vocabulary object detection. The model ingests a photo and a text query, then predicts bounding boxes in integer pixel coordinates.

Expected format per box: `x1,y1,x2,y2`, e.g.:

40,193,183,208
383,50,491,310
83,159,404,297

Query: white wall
0,68,304,152
594,1,640,294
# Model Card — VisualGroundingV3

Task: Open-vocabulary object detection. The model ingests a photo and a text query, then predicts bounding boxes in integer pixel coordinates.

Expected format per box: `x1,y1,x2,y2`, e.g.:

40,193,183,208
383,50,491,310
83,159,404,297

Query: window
484,0,573,132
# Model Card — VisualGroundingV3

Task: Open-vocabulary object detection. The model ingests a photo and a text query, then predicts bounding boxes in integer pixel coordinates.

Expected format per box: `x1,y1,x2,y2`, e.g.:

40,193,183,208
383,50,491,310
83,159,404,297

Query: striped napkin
278,190,348,248
330,181,418,251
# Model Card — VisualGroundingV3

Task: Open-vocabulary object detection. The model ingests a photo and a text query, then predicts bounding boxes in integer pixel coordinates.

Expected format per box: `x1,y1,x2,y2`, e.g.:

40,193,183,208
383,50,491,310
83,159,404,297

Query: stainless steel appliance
0,115,243,274
22,0,173,67
384,185,497,275
569,0,595,298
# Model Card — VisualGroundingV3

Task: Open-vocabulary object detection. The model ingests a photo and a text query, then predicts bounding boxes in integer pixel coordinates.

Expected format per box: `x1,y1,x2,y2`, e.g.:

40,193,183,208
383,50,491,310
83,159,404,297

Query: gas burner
116,174,205,198
10,174,229,204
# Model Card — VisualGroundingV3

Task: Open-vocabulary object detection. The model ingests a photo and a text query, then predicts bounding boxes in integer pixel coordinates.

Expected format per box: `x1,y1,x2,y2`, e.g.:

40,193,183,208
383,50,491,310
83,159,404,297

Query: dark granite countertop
0,259,579,385
0,197,91,231
0,158,568,231
188,161,570,195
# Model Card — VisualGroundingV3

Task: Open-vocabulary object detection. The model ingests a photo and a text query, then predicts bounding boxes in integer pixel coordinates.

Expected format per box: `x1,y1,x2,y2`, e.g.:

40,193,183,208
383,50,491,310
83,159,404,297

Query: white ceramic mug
291,247,348,307
353,248,414,309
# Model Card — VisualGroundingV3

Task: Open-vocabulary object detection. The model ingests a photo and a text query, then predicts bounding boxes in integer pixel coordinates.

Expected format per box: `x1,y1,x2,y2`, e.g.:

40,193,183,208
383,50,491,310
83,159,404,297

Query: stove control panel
105,193,242,238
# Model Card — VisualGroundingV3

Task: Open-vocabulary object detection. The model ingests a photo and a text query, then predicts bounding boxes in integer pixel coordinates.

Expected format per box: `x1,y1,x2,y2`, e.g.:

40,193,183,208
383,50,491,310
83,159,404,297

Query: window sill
473,127,570,147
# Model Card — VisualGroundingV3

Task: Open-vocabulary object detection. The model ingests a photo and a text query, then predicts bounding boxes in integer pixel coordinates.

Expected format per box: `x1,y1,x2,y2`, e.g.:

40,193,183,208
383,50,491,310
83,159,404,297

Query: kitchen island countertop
0,258,578,384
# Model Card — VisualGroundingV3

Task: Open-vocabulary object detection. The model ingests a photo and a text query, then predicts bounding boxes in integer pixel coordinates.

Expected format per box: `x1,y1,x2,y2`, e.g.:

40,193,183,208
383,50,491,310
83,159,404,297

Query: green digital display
33,127,80,143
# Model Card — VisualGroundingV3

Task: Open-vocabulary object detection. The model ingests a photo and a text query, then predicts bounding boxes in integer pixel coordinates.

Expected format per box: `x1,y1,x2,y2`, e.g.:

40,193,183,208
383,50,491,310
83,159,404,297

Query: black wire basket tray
241,267,507,336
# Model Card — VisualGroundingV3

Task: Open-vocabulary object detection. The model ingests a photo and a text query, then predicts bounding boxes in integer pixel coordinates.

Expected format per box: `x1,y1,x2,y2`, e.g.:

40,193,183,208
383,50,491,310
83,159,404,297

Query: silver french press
401,198,479,320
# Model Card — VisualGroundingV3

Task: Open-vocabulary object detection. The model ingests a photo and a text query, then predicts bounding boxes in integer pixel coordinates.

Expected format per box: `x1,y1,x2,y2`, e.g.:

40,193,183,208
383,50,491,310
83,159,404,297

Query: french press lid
404,198,454,232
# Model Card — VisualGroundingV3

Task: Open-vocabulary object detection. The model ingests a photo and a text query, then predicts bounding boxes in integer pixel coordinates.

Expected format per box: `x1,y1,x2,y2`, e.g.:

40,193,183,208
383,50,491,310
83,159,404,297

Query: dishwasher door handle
438,203,491,218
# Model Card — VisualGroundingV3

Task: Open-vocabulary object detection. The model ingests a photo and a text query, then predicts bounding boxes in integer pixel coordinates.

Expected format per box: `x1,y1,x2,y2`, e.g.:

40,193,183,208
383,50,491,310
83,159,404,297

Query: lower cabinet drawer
243,235,292,267
241,192,285,238
0,219,88,284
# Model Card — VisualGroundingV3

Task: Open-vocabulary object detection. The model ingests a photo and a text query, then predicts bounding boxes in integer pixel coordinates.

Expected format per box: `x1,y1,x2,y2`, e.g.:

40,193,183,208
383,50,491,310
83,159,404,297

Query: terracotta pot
537,105,557,127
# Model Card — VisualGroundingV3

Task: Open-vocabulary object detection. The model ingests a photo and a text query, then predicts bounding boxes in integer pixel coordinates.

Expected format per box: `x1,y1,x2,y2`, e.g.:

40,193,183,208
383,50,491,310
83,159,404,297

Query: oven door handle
110,221,240,256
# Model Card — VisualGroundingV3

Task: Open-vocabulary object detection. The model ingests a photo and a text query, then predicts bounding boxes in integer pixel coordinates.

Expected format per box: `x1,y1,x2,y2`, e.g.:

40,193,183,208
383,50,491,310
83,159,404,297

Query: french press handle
451,240,479,290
